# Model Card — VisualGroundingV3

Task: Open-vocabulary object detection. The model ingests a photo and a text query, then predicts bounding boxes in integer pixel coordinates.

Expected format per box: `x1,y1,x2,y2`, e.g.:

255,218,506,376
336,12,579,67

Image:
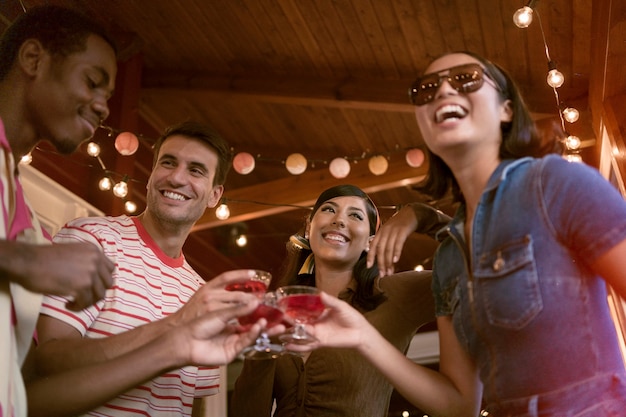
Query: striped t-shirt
40,215,219,416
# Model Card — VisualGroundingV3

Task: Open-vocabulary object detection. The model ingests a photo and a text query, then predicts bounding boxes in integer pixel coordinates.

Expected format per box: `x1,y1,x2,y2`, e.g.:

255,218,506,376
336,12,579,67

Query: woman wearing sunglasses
288,52,626,416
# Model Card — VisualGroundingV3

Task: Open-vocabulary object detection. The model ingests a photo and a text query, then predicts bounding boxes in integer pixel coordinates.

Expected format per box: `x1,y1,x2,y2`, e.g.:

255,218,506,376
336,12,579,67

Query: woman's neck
314,263,354,297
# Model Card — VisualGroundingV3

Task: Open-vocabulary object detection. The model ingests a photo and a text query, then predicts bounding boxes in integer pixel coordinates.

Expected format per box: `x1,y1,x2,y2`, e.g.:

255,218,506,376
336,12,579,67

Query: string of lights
20,2,583,224
513,0,584,162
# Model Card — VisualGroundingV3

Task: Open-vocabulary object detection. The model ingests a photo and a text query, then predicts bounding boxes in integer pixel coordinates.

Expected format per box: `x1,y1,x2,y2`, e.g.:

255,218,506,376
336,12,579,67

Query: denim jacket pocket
474,236,543,330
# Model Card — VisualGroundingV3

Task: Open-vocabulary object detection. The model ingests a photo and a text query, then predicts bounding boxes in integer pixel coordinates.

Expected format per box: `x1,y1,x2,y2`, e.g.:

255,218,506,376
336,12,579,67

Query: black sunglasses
408,63,500,106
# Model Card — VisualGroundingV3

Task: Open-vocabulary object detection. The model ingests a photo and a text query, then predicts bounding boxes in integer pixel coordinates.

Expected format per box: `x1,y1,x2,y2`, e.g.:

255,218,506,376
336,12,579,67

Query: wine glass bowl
276,285,324,344
225,270,285,359
238,292,285,359
224,270,271,296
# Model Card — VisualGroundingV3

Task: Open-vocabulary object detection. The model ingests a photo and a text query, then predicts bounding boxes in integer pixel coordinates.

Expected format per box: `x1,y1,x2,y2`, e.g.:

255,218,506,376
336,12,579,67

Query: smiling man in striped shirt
33,121,264,417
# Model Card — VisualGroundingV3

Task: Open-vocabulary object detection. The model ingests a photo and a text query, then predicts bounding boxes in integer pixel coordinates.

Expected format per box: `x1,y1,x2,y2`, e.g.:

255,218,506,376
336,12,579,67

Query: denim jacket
432,155,626,415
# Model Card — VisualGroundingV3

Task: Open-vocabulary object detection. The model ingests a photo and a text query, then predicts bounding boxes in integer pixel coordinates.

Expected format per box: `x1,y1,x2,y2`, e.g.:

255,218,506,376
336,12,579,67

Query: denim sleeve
539,155,626,263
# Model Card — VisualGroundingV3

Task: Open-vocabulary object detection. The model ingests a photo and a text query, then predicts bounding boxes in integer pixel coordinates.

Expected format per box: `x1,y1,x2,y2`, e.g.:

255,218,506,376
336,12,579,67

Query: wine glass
237,291,285,359
225,270,285,359
276,285,325,344
224,270,271,295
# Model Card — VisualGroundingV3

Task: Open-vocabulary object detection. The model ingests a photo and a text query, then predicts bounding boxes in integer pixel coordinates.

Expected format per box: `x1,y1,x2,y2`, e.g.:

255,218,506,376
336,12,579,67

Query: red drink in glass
238,304,284,331
278,294,324,322
225,280,267,296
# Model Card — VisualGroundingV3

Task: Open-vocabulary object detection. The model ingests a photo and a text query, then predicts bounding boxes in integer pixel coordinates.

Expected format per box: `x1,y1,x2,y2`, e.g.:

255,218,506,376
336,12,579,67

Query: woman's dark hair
152,121,233,186
416,51,551,202
0,5,116,81
274,184,385,311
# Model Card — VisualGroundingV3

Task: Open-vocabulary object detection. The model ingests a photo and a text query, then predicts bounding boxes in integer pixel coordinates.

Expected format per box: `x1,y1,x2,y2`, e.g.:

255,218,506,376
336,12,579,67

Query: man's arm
27,300,267,417
35,269,262,376
0,240,114,310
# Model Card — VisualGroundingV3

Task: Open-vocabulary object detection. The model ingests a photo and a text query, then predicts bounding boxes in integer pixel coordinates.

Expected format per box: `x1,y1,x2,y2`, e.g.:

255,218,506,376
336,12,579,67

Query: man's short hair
0,5,116,81
152,121,233,186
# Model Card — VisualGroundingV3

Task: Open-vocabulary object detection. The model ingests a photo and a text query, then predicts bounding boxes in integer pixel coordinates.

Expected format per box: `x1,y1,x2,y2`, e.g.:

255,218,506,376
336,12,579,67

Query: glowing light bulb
216,203,230,220
562,107,579,123
98,177,112,191
513,6,533,28
86,142,101,157
564,153,582,163
113,180,128,198
547,68,564,88
124,200,137,213
235,234,248,247
20,153,32,165
368,155,388,176
565,135,581,150
414,265,424,272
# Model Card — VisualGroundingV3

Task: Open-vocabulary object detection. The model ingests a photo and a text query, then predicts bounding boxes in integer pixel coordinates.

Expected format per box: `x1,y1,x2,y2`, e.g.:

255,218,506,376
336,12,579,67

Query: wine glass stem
293,323,308,339
257,332,269,347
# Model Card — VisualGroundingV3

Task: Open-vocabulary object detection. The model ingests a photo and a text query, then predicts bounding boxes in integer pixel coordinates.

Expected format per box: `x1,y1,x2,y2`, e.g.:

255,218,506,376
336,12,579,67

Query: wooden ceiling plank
276,0,335,78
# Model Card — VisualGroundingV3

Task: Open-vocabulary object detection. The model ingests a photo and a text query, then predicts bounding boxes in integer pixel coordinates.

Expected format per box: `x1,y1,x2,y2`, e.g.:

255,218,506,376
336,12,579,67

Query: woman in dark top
230,184,441,416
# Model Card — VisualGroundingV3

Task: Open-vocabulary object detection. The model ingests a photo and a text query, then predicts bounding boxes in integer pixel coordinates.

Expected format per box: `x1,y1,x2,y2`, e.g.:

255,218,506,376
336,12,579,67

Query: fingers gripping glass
408,63,500,106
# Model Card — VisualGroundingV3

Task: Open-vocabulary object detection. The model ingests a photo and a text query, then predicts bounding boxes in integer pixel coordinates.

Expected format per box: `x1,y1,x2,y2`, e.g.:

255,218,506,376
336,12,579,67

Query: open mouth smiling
323,232,349,243
162,190,188,201
434,104,468,123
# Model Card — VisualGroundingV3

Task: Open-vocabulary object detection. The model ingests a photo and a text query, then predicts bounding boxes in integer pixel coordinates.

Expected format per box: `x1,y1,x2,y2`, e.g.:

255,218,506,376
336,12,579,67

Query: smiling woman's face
307,196,372,266
414,53,512,158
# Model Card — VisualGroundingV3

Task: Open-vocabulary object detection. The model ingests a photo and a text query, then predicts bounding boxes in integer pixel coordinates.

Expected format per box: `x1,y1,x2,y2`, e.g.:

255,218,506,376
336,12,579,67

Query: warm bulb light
414,265,425,272
98,177,112,191
233,152,255,175
513,6,534,28
285,153,307,175
115,132,139,156
86,142,101,157
216,203,230,220
565,135,581,150
405,148,425,168
113,180,128,198
124,200,137,213
547,68,564,88
20,153,32,165
564,153,583,163
368,155,388,176
235,234,248,247
329,157,351,179
562,107,579,123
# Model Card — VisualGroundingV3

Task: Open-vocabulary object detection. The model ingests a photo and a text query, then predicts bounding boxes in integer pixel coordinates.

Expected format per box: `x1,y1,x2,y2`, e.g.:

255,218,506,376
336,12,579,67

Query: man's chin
53,137,84,155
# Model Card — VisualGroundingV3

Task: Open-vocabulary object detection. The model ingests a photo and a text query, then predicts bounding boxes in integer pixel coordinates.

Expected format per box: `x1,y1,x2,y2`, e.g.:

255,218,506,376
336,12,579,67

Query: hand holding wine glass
280,291,372,352
225,270,285,359
276,285,325,344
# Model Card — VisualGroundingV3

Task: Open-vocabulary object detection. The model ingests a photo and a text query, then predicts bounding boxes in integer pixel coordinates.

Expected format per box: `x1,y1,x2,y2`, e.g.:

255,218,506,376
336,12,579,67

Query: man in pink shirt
0,7,266,417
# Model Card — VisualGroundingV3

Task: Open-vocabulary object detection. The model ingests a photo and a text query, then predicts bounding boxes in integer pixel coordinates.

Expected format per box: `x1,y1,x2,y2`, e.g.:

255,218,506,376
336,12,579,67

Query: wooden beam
191,159,427,232
142,71,561,115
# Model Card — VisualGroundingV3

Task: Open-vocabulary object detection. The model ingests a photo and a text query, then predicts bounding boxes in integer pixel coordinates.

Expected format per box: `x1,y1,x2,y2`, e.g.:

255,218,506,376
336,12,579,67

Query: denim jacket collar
435,157,534,243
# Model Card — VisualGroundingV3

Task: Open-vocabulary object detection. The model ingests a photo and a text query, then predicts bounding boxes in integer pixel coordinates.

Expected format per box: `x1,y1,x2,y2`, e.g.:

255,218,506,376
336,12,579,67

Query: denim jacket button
493,257,505,271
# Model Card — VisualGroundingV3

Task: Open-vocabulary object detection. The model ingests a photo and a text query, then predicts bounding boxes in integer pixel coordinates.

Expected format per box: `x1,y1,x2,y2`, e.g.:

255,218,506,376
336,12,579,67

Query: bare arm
293,292,481,417
27,300,268,417
35,269,260,376
0,240,114,310
367,204,451,277
590,238,626,299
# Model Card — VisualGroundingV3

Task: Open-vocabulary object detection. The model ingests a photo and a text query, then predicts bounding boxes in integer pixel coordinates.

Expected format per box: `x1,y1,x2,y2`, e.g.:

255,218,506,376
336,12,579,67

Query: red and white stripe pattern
41,215,219,416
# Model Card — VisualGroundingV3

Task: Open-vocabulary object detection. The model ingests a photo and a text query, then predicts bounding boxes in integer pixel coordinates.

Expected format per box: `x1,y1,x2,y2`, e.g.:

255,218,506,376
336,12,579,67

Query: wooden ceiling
1,0,624,283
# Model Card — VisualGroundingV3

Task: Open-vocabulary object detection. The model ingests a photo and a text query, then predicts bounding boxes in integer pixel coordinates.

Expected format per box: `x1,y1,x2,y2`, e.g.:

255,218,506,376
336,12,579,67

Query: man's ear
18,39,46,77
207,185,224,208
